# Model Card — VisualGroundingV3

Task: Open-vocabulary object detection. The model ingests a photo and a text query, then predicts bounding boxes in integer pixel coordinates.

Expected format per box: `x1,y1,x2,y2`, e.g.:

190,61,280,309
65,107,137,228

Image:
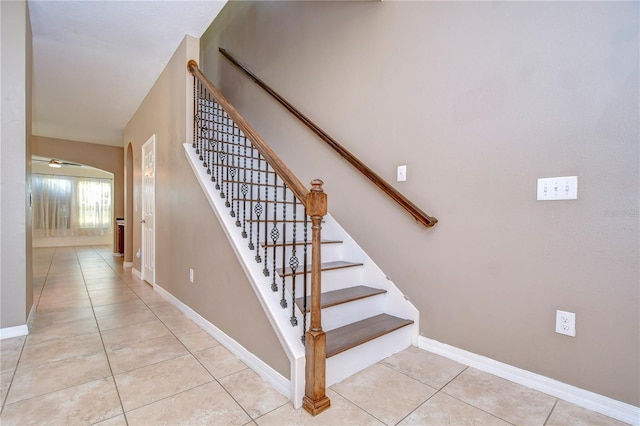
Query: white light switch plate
537,176,577,201
397,165,407,182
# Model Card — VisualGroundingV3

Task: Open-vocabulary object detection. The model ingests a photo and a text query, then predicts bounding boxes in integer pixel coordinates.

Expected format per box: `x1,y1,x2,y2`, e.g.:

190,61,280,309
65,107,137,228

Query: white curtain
32,174,113,238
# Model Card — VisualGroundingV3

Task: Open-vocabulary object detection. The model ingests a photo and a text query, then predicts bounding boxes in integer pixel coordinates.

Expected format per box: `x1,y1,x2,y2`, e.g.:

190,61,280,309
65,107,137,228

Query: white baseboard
418,336,639,426
132,268,141,279
123,261,133,268
112,252,123,257
0,324,29,340
153,283,290,399
0,304,37,340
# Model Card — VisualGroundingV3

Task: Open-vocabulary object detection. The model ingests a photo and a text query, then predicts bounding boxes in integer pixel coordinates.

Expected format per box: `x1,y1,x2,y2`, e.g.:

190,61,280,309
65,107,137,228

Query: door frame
141,134,156,285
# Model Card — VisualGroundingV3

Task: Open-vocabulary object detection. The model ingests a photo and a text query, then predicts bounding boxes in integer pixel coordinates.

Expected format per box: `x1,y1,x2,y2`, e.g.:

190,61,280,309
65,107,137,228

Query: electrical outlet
555,310,576,337
189,268,194,283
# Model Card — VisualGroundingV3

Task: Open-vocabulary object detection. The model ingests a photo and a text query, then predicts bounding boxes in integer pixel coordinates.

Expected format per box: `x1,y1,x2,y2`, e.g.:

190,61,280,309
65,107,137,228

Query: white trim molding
0,324,29,340
132,268,141,279
419,336,640,426
123,261,133,268
153,283,290,399
0,304,37,340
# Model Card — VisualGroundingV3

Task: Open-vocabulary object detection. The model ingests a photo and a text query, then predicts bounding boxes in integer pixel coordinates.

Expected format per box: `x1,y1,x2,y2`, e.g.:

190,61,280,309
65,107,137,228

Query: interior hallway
0,246,627,425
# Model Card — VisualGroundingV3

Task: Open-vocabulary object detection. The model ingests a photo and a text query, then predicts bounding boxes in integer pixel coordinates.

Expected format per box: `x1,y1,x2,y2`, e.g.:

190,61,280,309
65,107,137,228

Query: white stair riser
313,294,387,332
326,326,413,387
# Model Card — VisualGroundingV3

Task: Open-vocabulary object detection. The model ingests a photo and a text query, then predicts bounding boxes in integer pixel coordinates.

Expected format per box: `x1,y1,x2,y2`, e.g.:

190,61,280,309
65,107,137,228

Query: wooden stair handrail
188,60,310,205
218,48,438,228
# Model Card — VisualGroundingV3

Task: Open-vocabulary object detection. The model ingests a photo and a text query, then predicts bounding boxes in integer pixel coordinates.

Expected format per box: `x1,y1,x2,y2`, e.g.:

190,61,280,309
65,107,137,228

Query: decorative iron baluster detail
214,101,222,190
302,210,308,343
241,135,249,238
280,183,288,309
270,174,279,290
262,173,269,274
192,77,197,149
289,197,299,326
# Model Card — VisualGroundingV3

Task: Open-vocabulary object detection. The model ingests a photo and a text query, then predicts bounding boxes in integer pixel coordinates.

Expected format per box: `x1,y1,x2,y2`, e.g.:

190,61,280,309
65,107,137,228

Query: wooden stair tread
277,260,363,277
326,314,413,358
295,285,386,313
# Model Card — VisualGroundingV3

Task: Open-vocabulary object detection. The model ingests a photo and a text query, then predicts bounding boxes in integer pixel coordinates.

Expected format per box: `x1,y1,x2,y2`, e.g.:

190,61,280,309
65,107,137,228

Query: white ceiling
29,0,227,147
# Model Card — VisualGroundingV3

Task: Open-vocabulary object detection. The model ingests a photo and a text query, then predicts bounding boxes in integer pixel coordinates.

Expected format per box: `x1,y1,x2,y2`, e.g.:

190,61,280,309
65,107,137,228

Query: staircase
186,60,418,413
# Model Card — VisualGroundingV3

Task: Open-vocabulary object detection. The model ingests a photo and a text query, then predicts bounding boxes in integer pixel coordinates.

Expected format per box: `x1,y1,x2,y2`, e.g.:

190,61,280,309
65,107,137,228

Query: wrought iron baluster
262,171,269,275
206,94,213,176
192,78,197,150
242,135,250,239
228,140,236,212
214,101,222,189
302,210,308,343
280,183,288,309
289,197,299,326
270,173,279,291
252,151,261,257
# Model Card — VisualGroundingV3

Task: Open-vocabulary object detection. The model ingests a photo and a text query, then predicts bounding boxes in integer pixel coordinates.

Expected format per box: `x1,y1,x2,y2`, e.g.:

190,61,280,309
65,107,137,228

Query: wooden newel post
302,179,330,416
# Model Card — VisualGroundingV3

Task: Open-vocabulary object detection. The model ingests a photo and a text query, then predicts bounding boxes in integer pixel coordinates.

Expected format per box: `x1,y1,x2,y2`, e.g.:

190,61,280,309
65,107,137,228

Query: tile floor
0,246,629,425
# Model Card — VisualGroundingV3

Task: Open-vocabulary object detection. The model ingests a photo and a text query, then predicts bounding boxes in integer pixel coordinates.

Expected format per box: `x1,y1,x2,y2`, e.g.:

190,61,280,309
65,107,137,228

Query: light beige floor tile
93,299,149,318
218,368,288,419
115,354,213,411
1,369,14,405
256,389,383,425
0,377,122,426
88,287,136,298
26,317,98,345
90,291,140,307
33,306,95,326
96,309,158,331
84,280,129,291
126,381,251,425
0,336,25,373
157,312,201,333
38,287,89,302
331,363,436,425
195,345,248,378
93,414,128,425
382,346,467,390
101,319,172,347
7,351,111,404
18,332,104,369
398,392,511,425
546,400,628,426
175,327,220,353
442,368,557,425
36,297,93,312
105,334,189,374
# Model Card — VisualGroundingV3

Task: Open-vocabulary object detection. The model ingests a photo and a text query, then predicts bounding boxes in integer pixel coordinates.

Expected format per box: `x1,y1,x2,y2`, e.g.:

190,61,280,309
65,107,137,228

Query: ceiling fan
33,158,83,168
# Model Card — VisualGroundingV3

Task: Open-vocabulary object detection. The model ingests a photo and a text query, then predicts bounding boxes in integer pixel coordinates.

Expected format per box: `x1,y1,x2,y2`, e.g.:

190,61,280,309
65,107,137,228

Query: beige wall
32,136,124,250
0,0,34,329
123,35,289,378
201,1,639,405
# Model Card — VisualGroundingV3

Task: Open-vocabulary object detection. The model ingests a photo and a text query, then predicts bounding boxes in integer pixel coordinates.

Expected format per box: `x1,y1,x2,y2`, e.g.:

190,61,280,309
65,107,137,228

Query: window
32,174,113,237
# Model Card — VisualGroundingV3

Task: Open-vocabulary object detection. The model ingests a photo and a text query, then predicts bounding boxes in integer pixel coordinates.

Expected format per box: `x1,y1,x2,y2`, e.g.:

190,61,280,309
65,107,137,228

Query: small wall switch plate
397,165,407,182
555,310,576,337
189,268,194,283
537,176,577,201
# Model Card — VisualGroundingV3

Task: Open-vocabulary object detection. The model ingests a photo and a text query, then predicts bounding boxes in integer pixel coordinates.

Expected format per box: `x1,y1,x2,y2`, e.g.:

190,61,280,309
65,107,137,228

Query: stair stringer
184,144,306,408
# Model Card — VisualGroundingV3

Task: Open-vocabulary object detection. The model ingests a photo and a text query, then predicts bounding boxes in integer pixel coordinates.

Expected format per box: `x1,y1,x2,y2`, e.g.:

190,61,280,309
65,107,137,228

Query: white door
141,135,156,284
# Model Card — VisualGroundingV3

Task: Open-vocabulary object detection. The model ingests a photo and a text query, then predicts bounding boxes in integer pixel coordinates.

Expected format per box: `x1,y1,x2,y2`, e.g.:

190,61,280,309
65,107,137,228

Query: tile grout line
76,246,130,426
